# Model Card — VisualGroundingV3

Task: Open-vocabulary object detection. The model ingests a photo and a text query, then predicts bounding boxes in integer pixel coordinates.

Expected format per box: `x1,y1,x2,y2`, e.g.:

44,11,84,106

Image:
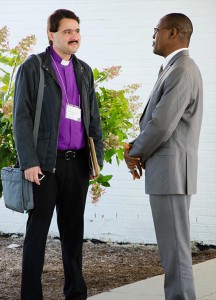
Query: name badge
65,104,81,122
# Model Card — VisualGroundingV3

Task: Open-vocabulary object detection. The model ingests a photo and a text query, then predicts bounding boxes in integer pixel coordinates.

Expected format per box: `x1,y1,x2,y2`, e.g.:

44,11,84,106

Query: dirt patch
0,234,216,299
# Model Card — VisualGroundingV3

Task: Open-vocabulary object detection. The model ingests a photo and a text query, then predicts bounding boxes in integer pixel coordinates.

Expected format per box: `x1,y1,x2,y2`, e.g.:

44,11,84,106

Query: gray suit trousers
150,194,196,300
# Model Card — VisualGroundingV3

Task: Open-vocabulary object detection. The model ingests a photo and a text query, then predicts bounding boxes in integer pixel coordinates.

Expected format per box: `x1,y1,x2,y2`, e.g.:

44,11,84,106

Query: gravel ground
0,233,216,299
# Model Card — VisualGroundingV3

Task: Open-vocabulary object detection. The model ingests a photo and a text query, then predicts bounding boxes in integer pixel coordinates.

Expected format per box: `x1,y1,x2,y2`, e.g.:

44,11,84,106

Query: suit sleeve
129,67,192,162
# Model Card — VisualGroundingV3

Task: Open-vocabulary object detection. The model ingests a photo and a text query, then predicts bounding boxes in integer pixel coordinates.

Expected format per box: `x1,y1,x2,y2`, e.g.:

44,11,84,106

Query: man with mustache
124,13,203,300
13,9,104,300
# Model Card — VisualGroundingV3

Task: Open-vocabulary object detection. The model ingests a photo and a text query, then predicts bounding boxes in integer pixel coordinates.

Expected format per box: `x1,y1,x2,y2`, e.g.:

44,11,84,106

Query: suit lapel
139,65,171,122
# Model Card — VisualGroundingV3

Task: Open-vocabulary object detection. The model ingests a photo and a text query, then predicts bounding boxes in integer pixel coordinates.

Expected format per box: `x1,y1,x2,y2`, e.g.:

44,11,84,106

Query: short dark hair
164,13,193,45
47,9,80,45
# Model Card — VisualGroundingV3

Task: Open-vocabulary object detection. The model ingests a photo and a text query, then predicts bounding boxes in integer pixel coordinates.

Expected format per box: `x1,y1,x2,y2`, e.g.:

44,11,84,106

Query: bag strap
33,54,44,148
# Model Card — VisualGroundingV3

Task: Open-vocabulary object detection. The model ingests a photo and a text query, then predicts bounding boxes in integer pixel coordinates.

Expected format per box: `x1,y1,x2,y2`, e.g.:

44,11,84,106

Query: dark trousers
21,149,89,300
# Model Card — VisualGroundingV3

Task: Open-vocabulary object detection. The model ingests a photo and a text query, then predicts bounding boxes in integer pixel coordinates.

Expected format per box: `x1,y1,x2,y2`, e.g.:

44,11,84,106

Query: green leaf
101,182,111,187
93,68,100,80
95,174,112,184
0,85,8,93
1,72,10,85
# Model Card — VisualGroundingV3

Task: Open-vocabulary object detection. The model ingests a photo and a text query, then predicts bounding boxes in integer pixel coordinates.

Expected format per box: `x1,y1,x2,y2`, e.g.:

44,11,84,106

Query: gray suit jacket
129,50,203,195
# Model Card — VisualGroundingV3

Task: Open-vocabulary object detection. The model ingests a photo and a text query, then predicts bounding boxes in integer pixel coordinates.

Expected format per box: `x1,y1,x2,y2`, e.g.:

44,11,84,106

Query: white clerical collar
61,59,70,66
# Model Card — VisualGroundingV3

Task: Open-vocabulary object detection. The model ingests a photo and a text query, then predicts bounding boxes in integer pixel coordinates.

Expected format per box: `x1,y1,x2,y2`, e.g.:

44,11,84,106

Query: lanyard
51,55,80,107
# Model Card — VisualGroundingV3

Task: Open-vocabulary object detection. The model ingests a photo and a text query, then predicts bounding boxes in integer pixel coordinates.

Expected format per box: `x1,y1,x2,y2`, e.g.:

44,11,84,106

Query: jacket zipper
42,63,62,174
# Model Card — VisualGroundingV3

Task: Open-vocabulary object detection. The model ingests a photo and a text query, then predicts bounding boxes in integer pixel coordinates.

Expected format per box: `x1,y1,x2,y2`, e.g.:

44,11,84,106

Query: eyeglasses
153,27,171,35
153,27,160,34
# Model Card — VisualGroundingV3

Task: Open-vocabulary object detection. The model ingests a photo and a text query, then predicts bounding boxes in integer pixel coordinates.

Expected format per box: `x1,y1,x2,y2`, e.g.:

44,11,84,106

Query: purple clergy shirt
50,47,85,150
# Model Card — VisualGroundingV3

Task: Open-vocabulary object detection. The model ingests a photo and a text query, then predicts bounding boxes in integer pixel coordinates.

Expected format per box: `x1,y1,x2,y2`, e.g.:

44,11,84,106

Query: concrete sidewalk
88,258,216,300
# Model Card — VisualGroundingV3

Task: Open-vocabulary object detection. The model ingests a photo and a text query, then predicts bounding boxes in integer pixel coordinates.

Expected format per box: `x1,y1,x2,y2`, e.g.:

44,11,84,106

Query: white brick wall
0,0,215,245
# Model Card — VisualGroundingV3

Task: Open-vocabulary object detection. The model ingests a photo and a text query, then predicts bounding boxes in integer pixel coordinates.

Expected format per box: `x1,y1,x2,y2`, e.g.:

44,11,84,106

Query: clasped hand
123,143,143,180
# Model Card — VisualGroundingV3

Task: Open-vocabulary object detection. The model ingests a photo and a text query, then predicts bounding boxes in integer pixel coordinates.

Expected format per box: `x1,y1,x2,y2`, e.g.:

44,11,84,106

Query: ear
47,31,54,43
169,28,178,39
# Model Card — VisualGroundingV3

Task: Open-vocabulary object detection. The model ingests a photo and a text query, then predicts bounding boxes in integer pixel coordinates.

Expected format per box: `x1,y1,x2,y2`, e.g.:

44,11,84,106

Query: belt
57,148,85,160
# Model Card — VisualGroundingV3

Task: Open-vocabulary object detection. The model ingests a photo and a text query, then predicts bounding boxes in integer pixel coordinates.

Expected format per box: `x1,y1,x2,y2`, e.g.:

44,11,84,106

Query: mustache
68,40,78,44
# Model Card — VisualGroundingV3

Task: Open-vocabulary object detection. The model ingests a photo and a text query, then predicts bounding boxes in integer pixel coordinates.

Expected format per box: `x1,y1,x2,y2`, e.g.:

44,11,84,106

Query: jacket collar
166,49,189,69
158,50,190,79
41,47,59,84
72,55,83,95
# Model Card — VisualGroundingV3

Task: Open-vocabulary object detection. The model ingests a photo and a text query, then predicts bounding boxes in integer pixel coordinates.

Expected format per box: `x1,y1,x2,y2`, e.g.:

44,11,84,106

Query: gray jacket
13,47,104,172
129,50,203,195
